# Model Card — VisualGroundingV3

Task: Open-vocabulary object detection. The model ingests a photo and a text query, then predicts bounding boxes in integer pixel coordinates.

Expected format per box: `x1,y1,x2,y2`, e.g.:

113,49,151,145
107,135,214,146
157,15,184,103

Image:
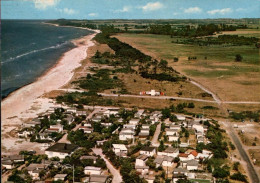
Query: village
2,103,221,183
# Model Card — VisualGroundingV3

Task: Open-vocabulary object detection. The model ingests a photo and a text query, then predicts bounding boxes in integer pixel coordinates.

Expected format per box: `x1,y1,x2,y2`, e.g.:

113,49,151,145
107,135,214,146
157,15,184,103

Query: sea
1,20,93,98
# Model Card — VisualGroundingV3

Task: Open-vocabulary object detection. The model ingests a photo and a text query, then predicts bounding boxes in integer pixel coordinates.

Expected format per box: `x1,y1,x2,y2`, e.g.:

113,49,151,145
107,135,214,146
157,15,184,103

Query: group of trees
229,110,260,122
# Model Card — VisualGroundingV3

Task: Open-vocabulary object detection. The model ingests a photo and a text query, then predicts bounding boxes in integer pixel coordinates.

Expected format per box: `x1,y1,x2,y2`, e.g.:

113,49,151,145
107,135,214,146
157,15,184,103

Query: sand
1,29,100,154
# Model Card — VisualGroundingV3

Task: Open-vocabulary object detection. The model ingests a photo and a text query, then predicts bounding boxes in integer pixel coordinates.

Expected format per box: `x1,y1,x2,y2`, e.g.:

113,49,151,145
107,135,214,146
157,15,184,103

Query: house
135,109,145,118
190,172,213,183
135,165,149,175
179,153,190,161
158,147,179,158
47,124,64,133
67,107,77,113
154,156,164,168
54,174,67,181
188,150,198,160
197,150,213,159
89,175,109,183
172,168,188,183
129,119,139,125
168,135,179,142
119,128,135,141
96,140,107,146
187,160,199,170
76,110,87,116
140,147,156,157
83,122,92,128
138,129,150,139
84,166,102,175
142,124,150,129
18,130,32,138
103,109,119,117
45,143,78,159
2,155,24,163
175,115,186,121
26,164,46,180
135,154,148,166
112,144,127,157
23,118,41,128
2,160,14,169
197,136,204,143
38,132,52,141
170,124,181,131
162,156,174,167
123,124,136,129
166,129,179,136
193,124,204,134
80,156,98,164
79,126,94,134
179,141,189,148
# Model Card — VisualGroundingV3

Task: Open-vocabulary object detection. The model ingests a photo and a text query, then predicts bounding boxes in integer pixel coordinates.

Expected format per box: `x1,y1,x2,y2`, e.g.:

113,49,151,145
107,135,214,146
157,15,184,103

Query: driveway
151,122,161,147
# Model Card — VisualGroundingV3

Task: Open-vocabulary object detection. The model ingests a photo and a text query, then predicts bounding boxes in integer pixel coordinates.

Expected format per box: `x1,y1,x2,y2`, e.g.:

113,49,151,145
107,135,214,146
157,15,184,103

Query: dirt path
151,122,161,147
92,148,123,183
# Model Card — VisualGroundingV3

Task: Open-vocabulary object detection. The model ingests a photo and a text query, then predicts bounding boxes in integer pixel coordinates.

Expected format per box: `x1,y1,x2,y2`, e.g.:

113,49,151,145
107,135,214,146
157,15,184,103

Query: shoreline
1,26,100,153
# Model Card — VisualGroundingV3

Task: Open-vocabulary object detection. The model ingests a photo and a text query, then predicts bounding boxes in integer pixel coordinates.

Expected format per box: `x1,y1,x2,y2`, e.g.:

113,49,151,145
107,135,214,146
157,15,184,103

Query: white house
123,124,136,129
140,147,156,157
162,156,174,167
135,109,145,118
166,129,179,136
2,160,14,170
179,153,190,161
129,119,139,125
112,144,128,157
170,124,181,131
138,129,150,139
119,129,134,141
157,147,179,158
65,115,74,125
187,159,199,170
49,124,63,133
142,124,150,129
168,136,179,142
54,174,67,181
45,143,78,159
26,164,46,180
79,126,94,134
193,124,204,134
135,165,149,175
84,166,102,175
188,150,198,160
175,115,186,121
135,154,148,167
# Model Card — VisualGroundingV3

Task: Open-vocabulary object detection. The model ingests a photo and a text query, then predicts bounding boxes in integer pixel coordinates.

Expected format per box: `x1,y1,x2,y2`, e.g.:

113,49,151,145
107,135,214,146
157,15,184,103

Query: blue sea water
1,20,93,98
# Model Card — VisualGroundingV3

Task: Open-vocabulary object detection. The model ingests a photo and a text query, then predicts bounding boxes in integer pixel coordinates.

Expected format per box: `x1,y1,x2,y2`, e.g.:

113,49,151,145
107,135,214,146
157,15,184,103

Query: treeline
147,24,238,37
229,110,260,122
172,35,259,47
48,19,98,30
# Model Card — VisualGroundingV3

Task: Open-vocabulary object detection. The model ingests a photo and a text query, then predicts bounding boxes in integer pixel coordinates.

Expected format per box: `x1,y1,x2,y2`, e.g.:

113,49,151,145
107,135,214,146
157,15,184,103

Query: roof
165,147,179,153
137,154,148,161
89,175,108,183
112,144,127,151
179,153,189,157
187,159,199,166
173,168,188,173
45,143,78,154
140,146,156,152
54,174,67,178
163,156,174,162
190,150,198,157
2,155,24,161
80,156,98,161
154,156,164,164
85,166,101,171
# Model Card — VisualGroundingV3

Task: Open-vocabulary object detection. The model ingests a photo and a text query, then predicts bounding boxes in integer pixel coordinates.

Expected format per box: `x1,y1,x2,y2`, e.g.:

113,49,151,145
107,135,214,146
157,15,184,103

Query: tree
158,140,165,152
233,162,240,171
162,108,171,119
158,59,168,70
230,172,248,182
187,103,195,108
213,167,230,178
174,57,179,62
235,54,243,62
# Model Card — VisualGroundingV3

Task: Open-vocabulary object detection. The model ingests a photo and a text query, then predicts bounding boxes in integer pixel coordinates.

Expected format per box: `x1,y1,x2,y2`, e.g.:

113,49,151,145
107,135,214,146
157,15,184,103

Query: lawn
114,33,260,104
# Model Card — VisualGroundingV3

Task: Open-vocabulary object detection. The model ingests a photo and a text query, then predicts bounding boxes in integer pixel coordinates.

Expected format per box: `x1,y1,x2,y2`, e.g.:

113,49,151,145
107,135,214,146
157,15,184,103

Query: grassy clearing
114,33,260,103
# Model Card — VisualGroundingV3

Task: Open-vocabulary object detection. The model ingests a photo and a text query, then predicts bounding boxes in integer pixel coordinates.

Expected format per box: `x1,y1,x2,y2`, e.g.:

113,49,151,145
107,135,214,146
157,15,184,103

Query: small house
140,147,156,157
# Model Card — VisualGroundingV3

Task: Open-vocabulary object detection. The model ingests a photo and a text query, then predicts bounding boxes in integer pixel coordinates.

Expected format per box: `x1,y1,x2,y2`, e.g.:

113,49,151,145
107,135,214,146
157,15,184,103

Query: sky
2,0,260,19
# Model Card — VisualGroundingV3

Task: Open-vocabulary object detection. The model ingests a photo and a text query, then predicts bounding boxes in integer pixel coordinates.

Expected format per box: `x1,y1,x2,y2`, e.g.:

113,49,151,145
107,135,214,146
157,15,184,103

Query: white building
157,147,179,158
129,119,139,125
135,154,148,167
84,166,102,175
140,147,156,157
112,144,128,157
166,129,179,136
45,143,78,159
187,159,199,170
119,128,135,141
54,174,67,181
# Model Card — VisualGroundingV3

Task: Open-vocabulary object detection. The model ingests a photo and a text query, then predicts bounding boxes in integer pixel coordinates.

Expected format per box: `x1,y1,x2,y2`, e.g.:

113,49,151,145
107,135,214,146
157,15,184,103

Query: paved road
92,148,123,183
224,122,260,183
151,122,161,147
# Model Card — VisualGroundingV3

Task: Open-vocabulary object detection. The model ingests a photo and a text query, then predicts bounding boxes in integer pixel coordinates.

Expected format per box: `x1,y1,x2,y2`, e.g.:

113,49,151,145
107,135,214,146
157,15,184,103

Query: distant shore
1,24,100,153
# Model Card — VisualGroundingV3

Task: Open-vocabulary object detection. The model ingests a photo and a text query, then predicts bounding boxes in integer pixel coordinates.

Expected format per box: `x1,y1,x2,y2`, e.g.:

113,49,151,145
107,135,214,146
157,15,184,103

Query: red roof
48,128,59,131
190,150,198,157
179,153,189,157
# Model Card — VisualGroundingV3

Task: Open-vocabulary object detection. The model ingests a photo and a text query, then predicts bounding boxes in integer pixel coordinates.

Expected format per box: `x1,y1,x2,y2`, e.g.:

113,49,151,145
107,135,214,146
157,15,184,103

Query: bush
230,172,248,182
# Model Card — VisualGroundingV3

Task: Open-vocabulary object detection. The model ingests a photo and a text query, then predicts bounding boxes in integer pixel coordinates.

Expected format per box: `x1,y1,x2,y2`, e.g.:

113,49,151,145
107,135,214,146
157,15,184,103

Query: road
151,122,161,147
92,148,123,183
58,108,100,143
223,122,260,183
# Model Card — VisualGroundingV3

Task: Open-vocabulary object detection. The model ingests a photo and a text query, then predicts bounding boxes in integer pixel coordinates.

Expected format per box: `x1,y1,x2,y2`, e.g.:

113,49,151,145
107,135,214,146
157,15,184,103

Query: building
54,174,67,181
119,128,135,140
45,143,78,159
135,154,148,167
65,115,74,125
135,165,149,175
158,147,179,158
23,118,41,128
187,160,199,170
140,147,156,157
166,129,179,136
129,119,139,125
138,129,150,139
89,175,109,183
80,156,98,164
2,160,14,169
26,164,46,180
79,126,94,134
112,144,128,157
84,166,102,175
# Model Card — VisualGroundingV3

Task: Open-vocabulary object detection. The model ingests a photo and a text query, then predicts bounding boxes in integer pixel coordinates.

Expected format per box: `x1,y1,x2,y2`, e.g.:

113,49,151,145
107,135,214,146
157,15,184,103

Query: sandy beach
1,28,100,154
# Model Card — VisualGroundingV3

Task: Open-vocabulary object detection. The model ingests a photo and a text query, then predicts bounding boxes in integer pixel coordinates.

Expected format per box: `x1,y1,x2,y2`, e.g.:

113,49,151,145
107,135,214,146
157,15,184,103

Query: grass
114,33,260,103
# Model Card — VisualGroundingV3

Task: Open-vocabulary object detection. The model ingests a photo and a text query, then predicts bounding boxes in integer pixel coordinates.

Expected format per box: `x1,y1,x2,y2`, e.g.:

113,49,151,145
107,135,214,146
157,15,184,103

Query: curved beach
1,29,99,153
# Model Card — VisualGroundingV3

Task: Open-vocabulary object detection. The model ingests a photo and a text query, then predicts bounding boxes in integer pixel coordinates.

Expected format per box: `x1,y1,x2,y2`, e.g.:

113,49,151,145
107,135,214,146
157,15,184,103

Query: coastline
1,26,100,153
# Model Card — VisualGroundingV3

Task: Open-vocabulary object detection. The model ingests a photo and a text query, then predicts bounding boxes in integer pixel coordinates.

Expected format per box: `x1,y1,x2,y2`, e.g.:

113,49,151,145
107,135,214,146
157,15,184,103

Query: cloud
56,8,77,15
183,7,202,14
30,0,60,10
113,6,131,13
207,8,233,15
88,13,98,17
236,8,246,12
140,2,163,12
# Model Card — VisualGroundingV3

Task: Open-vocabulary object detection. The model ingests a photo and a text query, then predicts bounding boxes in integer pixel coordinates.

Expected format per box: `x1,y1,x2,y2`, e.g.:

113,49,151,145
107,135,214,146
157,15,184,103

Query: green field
114,32,260,103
